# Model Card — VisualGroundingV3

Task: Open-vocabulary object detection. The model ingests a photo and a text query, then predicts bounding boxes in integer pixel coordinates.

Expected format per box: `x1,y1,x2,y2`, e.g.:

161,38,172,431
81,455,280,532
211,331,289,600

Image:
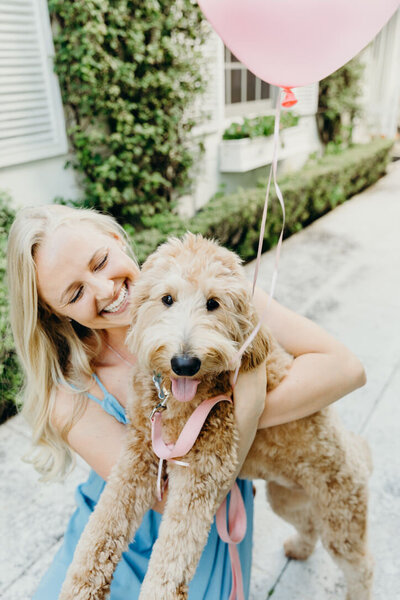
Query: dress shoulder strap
91,373,127,425
92,373,109,398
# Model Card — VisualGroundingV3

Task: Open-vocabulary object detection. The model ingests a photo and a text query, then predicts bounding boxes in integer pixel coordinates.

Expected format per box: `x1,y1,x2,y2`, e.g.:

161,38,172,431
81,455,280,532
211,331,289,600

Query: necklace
104,341,135,367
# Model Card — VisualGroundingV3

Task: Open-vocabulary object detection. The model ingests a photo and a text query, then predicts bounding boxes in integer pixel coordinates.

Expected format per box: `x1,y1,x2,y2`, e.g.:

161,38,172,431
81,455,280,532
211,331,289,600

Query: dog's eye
206,298,219,311
162,295,174,307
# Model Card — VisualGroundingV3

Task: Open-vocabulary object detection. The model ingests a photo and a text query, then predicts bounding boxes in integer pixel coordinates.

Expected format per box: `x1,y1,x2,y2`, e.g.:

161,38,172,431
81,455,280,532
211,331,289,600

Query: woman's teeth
103,283,128,313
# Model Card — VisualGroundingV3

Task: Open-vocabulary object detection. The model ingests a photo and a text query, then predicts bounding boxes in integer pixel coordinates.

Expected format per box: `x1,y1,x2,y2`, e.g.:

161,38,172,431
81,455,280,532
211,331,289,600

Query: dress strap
91,373,128,425
92,373,109,397
85,391,104,407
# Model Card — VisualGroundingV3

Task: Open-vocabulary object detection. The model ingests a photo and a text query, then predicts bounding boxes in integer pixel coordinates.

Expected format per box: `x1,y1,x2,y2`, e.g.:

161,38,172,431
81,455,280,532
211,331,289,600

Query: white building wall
0,153,80,207
354,8,400,142
182,28,226,214
182,31,321,215
0,0,81,208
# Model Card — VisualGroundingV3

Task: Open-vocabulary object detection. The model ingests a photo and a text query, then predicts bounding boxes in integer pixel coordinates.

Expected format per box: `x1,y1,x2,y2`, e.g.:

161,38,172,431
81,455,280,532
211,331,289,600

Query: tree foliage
0,194,22,424
49,0,206,226
318,57,365,147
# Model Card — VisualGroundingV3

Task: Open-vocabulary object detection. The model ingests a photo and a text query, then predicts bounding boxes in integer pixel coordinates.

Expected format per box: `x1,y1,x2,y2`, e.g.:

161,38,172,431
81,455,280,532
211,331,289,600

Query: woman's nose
89,275,114,301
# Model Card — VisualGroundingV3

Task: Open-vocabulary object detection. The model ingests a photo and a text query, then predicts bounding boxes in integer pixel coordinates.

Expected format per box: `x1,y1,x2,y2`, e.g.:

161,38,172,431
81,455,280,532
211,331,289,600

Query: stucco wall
0,155,81,208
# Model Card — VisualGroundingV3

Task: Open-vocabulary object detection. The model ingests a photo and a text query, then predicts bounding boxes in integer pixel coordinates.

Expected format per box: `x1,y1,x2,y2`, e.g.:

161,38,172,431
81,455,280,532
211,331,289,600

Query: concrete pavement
1,161,400,599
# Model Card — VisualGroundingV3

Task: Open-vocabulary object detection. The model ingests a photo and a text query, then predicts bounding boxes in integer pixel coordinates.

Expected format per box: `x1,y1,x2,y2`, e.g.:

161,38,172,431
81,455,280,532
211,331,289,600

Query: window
224,47,272,117
0,0,67,169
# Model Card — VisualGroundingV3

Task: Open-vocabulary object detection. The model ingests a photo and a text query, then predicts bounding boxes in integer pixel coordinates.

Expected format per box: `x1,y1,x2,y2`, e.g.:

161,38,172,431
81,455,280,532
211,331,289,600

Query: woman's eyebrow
58,247,105,305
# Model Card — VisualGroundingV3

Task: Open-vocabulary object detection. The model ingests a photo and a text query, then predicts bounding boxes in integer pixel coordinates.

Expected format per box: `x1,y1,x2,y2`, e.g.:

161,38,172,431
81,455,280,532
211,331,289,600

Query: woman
7,204,366,599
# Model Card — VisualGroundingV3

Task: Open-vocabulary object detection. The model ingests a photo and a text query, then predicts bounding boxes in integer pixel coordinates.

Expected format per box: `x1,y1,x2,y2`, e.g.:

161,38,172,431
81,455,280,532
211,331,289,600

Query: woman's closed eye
95,253,108,271
69,286,83,304
68,253,109,304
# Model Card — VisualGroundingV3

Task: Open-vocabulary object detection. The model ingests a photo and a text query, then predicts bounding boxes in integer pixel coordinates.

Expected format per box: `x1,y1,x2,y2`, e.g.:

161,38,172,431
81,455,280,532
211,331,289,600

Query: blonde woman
7,205,366,599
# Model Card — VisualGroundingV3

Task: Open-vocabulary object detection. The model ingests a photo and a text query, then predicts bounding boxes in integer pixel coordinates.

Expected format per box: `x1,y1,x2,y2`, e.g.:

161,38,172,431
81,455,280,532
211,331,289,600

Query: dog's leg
139,406,238,600
316,482,373,600
138,466,227,600
267,481,319,560
59,430,158,600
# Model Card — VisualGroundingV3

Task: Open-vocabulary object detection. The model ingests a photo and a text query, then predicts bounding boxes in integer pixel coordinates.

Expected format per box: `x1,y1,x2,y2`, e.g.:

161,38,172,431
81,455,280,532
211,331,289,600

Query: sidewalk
1,162,400,599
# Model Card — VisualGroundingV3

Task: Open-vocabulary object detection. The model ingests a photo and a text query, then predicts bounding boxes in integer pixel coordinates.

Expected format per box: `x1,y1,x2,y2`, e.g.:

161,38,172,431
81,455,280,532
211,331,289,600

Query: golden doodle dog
60,233,373,600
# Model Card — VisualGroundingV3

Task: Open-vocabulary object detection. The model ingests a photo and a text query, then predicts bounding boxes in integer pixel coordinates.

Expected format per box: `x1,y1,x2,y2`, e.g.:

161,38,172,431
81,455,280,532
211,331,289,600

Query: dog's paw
139,581,187,600
284,534,315,560
59,575,111,600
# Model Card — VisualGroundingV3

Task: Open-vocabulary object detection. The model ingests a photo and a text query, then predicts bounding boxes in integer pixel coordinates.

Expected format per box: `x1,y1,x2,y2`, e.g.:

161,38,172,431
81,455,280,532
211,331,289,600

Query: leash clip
150,372,169,420
150,400,168,420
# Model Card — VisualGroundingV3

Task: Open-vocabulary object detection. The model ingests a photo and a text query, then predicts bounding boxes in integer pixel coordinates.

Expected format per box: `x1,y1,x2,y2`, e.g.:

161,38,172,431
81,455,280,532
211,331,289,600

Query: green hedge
0,194,22,424
128,138,393,263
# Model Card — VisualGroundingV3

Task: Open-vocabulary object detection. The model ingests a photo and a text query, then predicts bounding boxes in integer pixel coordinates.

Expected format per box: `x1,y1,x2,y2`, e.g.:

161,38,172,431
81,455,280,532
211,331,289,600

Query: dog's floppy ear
240,322,271,372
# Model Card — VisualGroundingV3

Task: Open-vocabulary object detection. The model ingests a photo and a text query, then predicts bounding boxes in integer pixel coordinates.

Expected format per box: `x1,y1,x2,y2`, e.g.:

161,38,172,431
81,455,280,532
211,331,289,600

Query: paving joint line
263,558,291,598
359,357,400,434
0,535,64,596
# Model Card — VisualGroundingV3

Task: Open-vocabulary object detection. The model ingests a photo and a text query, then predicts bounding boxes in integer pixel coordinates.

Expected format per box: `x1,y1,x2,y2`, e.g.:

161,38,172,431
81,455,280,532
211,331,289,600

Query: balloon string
233,88,286,384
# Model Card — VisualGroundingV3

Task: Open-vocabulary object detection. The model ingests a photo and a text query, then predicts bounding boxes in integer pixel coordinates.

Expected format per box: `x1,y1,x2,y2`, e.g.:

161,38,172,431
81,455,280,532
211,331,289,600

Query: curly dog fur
59,234,373,600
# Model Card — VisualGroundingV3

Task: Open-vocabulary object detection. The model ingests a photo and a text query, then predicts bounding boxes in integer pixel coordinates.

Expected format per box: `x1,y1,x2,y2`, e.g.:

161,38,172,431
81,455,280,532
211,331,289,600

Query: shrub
0,193,22,424
128,138,393,262
49,0,206,227
192,138,392,260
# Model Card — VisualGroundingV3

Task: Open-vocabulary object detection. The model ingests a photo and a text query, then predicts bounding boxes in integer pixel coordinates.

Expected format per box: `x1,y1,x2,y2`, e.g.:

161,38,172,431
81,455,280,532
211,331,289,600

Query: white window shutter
0,0,68,169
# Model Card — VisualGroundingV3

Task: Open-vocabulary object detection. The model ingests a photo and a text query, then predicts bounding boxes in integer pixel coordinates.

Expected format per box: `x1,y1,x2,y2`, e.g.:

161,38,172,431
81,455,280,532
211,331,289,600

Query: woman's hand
231,362,267,468
153,365,268,511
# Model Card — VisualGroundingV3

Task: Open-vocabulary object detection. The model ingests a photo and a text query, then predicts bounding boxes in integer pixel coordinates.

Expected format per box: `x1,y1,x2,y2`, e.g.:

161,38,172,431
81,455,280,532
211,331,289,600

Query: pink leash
216,483,247,600
151,395,247,600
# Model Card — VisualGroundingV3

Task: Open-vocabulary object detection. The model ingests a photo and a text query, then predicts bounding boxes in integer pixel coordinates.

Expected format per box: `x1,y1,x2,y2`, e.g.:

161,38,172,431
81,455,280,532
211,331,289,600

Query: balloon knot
282,87,297,108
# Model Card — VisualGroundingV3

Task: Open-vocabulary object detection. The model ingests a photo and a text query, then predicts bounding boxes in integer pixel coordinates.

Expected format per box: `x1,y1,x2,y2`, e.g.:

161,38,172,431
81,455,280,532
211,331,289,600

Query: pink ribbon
232,87,289,385
216,482,247,600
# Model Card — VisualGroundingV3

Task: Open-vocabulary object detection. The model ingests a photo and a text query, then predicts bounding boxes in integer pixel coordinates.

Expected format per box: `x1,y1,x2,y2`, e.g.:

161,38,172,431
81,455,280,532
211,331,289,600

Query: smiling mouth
102,281,129,314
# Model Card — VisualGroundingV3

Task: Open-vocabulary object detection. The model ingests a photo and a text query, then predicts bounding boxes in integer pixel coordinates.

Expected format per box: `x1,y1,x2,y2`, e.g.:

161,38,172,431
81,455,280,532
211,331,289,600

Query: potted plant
219,112,300,172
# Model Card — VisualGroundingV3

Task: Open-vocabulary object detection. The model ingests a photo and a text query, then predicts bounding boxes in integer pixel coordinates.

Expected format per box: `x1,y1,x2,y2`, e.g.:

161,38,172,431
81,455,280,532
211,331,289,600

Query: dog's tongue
171,378,200,402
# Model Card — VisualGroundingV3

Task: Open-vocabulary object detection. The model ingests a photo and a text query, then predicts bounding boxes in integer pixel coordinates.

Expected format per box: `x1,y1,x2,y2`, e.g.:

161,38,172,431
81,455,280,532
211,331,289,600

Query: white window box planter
219,125,302,173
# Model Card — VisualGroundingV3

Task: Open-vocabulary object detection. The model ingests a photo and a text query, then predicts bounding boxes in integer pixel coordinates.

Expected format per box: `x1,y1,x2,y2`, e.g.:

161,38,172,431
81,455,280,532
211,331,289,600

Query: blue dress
33,374,254,599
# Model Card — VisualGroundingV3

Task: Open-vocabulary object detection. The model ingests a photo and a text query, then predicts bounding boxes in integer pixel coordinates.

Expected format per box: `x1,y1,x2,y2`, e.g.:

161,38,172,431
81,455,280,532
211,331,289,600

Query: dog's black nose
171,355,201,376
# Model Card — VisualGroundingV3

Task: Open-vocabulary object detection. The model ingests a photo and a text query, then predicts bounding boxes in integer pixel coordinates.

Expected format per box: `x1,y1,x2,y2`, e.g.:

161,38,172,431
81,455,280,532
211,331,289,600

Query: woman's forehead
35,222,111,305
38,222,109,259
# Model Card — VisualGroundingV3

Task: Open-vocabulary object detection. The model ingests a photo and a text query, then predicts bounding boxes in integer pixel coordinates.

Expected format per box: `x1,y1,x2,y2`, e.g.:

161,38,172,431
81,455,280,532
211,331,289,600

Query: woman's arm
232,364,267,465
52,388,170,513
252,287,366,428
51,387,128,481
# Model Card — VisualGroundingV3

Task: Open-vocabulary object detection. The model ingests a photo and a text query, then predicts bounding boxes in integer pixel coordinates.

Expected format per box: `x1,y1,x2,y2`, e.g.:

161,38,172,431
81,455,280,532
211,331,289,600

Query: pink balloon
198,0,400,88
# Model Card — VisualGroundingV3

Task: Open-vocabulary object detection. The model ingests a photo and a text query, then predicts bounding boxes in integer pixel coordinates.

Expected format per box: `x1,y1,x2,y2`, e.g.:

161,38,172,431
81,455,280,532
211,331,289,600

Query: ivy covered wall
49,0,206,227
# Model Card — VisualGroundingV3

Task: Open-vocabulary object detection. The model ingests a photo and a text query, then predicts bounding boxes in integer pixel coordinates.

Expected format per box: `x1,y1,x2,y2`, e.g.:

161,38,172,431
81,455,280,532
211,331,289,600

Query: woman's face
35,221,140,330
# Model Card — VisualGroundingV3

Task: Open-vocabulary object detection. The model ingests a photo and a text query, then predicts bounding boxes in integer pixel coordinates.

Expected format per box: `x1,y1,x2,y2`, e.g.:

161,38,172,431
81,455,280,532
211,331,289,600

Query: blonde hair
7,204,136,480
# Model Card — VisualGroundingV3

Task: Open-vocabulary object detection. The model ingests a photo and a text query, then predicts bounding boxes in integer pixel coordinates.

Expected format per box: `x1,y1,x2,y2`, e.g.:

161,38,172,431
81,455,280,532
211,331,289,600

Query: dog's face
126,234,269,402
